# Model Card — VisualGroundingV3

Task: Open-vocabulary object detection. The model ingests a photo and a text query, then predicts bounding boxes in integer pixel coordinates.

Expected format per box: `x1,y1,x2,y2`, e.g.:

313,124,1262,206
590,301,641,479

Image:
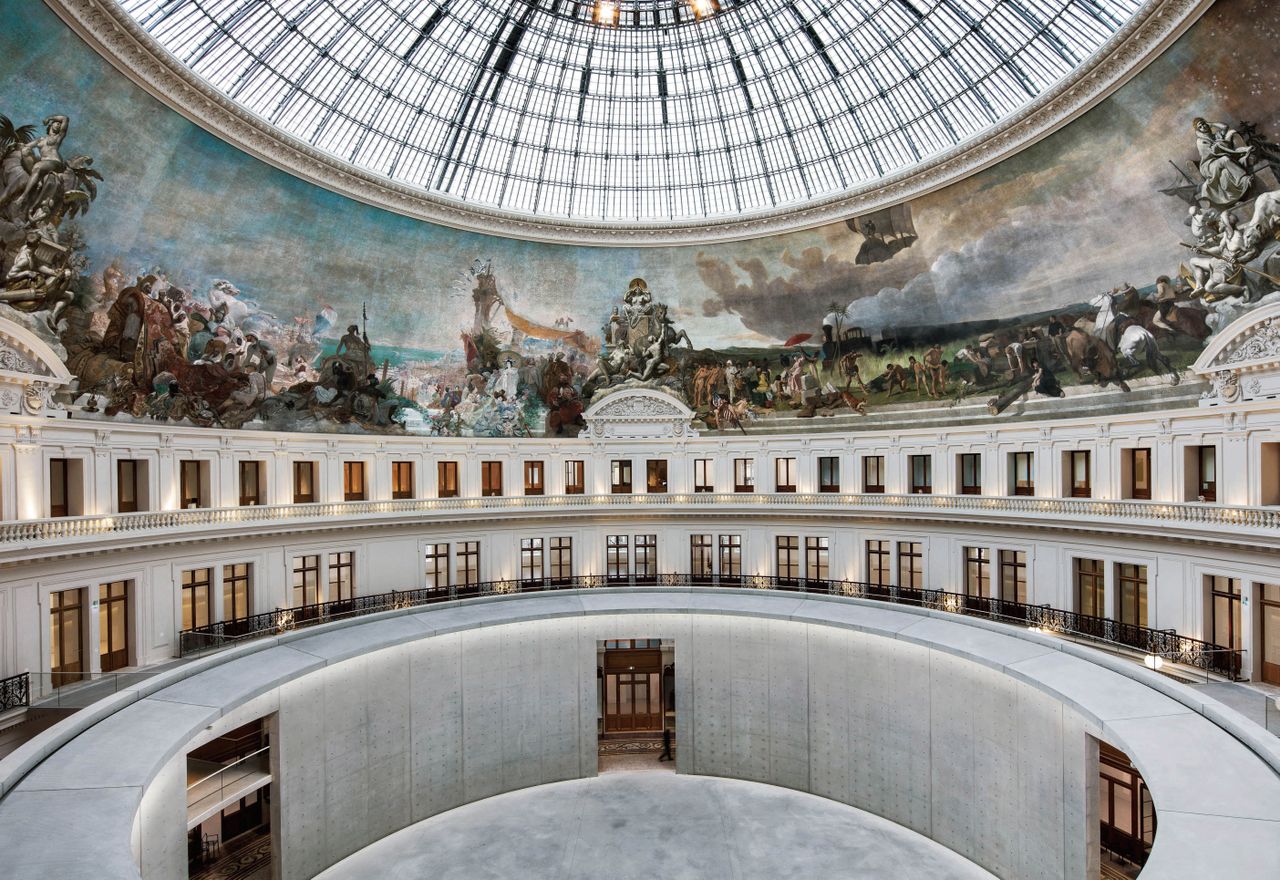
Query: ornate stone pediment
0,316,72,418
1193,303,1280,406
582,388,698,440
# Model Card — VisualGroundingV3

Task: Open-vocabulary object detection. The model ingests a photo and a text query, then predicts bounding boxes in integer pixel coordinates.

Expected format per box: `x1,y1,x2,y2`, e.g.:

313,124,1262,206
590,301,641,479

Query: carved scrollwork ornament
1202,369,1241,404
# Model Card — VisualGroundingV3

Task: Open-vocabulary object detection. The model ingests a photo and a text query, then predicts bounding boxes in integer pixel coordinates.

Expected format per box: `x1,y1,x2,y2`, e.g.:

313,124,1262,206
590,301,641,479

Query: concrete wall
259,612,1090,880
272,619,595,878
679,616,1094,880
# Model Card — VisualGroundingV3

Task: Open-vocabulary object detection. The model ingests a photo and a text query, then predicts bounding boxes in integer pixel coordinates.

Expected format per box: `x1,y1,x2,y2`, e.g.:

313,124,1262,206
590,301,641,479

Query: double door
602,648,663,733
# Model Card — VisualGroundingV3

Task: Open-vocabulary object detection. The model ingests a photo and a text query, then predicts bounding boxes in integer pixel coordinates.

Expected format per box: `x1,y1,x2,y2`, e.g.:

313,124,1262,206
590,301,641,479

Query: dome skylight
117,0,1143,224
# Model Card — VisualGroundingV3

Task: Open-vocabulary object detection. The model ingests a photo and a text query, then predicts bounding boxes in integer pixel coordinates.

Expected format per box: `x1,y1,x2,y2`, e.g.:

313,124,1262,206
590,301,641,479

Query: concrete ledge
0,589,1276,879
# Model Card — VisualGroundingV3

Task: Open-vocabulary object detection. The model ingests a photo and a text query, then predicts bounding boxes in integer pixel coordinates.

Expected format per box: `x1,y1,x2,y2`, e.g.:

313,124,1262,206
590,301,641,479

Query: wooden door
50,588,84,688
602,647,663,733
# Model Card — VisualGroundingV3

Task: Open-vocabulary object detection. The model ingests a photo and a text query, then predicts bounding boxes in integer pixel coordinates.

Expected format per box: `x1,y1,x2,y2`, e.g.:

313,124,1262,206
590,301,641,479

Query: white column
14,443,42,519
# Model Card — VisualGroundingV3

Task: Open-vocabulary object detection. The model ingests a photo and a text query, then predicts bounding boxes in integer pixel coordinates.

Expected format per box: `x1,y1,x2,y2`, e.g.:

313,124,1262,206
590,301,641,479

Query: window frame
909,454,932,495
437,461,460,498
524,460,545,496
610,459,633,494
391,460,415,499
775,457,797,493
733,458,755,493
862,455,886,493
481,460,504,497
817,456,840,493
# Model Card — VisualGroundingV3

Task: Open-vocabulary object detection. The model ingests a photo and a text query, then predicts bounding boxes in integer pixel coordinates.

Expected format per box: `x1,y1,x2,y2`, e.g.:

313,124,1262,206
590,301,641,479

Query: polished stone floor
317,773,997,880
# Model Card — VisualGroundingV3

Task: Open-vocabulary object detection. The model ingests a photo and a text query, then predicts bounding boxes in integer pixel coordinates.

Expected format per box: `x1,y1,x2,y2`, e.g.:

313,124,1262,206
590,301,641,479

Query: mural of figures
0,0,1278,437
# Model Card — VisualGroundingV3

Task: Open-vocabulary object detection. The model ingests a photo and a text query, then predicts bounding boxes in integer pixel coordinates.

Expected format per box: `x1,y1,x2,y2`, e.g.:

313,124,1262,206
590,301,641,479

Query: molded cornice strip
33,0,1218,245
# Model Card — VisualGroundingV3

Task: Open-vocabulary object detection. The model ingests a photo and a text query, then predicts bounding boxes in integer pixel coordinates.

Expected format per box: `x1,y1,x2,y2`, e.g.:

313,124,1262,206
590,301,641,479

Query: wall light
1143,654,1164,670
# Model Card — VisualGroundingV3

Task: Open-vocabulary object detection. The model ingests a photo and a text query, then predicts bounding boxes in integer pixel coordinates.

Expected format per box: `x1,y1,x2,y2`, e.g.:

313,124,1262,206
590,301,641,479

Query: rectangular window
635,535,657,583
909,455,932,494
524,460,545,496
391,461,415,499
775,458,797,493
1208,575,1242,651
329,551,355,602
897,541,923,589
1116,563,1147,627
611,460,633,494
50,587,84,687
343,461,366,502
963,547,990,597
863,456,886,493
1068,451,1091,498
776,535,800,585
646,460,668,493
691,534,714,582
425,543,450,591
550,537,573,584
718,534,742,581
818,456,840,493
693,459,714,493
481,461,503,497
239,460,262,506
733,458,755,493
959,453,981,495
520,537,545,584
223,563,252,621
117,459,143,513
866,540,891,586
293,461,317,504
181,567,212,631
50,457,72,517
607,535,630,581
1074,558,1105,617
1195,445,1217,502
292,554,321,607
1127,448,1152,500
1011,452,1034,496
999,550,1027,604
180,459,205,509
458,541,480,586
564,460,585,494
805,537,830,585
437,461,460,498
98,579,130,673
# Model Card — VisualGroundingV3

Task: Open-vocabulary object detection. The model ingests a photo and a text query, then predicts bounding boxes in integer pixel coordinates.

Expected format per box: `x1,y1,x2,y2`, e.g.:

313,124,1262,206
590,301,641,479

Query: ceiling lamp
690,0,717,17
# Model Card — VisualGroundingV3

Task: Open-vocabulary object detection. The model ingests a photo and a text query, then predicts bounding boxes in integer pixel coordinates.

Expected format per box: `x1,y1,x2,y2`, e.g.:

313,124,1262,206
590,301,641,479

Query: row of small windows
43,446,1224,517
49,558,1268,686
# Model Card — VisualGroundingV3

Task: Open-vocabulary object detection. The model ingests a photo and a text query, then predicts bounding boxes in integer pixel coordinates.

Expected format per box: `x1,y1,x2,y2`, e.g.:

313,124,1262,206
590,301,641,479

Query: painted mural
0,0,1278,437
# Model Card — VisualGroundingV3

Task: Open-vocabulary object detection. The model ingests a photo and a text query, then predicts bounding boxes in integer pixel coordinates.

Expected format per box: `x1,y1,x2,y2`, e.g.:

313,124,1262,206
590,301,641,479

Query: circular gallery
0,0,1279,878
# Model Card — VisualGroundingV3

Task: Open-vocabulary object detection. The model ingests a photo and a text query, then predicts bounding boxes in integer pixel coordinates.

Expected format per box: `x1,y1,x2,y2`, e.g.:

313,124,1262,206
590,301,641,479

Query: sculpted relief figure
1192,117,1254,208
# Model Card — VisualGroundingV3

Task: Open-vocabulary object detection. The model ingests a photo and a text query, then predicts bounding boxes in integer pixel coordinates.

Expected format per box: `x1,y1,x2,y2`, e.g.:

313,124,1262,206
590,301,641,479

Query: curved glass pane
117,0,1142,223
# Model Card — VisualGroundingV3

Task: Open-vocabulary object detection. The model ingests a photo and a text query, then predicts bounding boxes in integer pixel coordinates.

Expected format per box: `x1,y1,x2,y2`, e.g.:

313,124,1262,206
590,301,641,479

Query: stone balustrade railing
1,492,1278,550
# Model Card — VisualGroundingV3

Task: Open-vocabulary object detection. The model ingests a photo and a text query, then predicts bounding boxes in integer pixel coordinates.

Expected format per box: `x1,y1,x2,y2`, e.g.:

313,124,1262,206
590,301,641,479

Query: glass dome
118,0,1143,224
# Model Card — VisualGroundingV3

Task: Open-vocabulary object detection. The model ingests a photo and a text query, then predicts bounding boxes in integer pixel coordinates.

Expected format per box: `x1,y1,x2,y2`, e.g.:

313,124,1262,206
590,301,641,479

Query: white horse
1089,292,1119,342
1117,325,1180,384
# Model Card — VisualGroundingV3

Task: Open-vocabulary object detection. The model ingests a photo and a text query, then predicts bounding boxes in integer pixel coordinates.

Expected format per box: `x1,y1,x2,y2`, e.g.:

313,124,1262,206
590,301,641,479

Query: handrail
0,673,28,713
178,575,1243,679
186,746,270,794
4,492,1279,548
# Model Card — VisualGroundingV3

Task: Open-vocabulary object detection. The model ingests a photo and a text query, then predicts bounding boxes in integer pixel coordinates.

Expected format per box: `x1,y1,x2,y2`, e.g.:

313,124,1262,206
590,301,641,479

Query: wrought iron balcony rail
4,493,1279,548
0,672,29,713
178,575,1243,679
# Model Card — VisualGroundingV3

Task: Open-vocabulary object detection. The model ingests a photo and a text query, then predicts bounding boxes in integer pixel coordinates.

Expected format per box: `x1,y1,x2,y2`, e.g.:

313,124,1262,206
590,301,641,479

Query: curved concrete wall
1,590,1278,880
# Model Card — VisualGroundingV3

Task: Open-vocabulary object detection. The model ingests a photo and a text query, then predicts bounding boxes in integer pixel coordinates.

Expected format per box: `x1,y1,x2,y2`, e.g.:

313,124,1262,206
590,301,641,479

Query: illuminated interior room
0,0,1278,877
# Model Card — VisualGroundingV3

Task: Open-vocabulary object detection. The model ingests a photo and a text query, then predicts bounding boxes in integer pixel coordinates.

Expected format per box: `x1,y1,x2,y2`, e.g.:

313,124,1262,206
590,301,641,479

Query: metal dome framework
116,0,1143,225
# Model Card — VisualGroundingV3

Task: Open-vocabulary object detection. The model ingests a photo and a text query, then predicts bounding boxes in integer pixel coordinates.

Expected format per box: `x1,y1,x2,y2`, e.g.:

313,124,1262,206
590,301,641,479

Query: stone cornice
42,0,1212,246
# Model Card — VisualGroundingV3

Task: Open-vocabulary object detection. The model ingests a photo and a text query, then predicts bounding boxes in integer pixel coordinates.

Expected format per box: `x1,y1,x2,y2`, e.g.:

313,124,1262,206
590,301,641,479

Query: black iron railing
0,671,30,712
178,575,1242,678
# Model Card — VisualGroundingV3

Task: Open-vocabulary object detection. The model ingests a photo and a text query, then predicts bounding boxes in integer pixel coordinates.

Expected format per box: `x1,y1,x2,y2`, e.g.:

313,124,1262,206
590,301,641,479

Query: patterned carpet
192,834,272,880
598,737,665,755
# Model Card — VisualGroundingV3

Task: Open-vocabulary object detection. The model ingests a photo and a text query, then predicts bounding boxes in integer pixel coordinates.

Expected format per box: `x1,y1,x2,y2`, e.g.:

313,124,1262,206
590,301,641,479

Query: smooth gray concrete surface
314,773,1000,880
0,589,1276,880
